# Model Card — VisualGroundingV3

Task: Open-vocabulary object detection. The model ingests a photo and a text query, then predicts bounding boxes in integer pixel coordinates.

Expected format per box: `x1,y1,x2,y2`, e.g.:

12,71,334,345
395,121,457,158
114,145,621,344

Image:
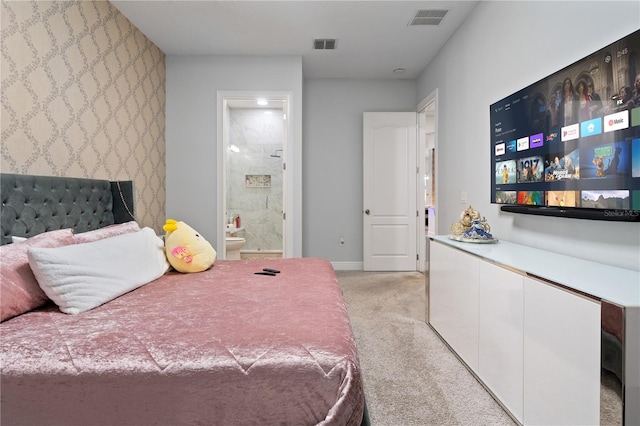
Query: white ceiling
110,0,479,79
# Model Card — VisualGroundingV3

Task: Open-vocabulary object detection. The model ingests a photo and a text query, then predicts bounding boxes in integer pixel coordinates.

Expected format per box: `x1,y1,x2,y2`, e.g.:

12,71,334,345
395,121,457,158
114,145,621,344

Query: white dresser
428,235,639,426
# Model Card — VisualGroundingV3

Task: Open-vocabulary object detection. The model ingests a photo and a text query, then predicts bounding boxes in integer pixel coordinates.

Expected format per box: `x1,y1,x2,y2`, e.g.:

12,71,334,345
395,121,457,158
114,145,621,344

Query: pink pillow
1,229,76,322
74,221,140,244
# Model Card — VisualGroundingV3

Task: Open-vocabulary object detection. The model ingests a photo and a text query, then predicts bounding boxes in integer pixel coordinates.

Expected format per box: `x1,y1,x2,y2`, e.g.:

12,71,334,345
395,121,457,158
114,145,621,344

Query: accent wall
1,0,166,231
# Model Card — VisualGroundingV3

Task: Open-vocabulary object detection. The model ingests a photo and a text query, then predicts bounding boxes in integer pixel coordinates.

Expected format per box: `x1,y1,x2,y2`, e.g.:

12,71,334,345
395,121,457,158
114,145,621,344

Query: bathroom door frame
216,90,296,259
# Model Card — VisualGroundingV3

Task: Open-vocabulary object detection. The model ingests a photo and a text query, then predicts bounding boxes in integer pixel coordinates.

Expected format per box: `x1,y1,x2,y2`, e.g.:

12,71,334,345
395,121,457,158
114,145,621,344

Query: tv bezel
500,204,640,222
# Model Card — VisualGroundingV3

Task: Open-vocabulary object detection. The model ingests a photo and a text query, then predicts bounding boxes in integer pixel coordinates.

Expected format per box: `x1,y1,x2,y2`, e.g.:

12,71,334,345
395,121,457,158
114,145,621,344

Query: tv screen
490,29,640,222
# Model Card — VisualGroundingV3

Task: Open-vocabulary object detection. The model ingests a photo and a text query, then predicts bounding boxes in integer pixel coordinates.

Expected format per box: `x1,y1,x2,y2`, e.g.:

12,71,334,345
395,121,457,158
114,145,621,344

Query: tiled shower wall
1,1,166,231
227,108,283,251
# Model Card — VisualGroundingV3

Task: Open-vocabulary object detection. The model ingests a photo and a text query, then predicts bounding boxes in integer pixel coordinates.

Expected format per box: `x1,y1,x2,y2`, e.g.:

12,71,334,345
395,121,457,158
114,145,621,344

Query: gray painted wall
417,1,640,271
165,55,302,255
302,79,417,266
166,2,639,271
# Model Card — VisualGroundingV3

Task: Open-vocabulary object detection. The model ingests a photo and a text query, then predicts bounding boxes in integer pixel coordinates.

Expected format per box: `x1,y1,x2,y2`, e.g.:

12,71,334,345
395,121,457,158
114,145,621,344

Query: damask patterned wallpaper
1,0,166,231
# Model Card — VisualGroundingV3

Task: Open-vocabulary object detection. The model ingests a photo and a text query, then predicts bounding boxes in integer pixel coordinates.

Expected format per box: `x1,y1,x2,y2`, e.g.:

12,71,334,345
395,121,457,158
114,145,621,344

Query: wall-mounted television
490,29,640,222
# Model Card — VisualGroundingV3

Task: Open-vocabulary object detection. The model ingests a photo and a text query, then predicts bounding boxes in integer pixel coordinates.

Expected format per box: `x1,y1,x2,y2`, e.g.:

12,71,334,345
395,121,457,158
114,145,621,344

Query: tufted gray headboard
0,174,134,245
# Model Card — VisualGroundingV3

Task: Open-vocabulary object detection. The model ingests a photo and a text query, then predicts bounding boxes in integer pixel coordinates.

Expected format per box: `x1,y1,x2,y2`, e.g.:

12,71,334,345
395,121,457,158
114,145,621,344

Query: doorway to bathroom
218,92,291,260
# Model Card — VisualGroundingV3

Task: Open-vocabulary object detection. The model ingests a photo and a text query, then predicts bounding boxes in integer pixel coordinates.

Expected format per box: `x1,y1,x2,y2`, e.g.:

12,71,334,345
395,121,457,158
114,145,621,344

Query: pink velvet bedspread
1,258,364,426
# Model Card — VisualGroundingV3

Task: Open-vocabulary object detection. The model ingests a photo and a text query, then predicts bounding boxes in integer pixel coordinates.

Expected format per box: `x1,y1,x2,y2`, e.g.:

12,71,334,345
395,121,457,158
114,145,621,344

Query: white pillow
27,227,170,314
11,236,26,243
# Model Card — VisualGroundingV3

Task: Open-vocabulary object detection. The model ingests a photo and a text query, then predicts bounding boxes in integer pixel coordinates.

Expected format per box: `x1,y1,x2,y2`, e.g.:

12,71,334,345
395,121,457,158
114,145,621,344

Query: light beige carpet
337,270,517,426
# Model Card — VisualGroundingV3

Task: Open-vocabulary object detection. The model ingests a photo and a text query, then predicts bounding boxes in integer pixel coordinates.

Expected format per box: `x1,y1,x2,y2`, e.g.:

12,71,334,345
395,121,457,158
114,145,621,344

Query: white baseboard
331,261,363,271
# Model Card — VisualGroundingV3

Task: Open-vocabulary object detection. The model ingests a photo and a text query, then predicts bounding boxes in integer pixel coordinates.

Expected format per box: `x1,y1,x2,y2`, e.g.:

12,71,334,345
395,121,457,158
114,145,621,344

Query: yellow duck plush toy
163,219,216,273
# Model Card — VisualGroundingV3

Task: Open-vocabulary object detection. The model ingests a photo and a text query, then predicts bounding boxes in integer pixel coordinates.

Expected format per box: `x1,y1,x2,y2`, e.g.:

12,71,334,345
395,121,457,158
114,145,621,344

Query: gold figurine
450,205,491,236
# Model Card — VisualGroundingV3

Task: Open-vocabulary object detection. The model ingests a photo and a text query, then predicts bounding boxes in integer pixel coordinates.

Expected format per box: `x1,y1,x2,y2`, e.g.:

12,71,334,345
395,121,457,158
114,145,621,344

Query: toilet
225,223,246,260
225,237,245,260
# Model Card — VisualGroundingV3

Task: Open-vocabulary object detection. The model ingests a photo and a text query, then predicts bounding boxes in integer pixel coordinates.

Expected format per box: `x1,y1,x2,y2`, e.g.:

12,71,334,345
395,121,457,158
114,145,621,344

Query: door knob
365,209,370,215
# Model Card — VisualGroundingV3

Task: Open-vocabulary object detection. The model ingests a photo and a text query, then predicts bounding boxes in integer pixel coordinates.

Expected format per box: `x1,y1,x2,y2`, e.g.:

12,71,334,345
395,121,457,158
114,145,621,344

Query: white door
363,112,418,271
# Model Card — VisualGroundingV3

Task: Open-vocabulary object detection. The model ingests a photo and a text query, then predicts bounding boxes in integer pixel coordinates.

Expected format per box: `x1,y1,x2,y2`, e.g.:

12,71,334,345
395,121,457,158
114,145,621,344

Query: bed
0,173,366,426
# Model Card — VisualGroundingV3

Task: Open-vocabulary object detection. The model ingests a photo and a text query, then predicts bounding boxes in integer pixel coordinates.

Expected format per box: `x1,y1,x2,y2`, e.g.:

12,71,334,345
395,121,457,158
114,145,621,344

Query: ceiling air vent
409,9,448,26
313,38,337,50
